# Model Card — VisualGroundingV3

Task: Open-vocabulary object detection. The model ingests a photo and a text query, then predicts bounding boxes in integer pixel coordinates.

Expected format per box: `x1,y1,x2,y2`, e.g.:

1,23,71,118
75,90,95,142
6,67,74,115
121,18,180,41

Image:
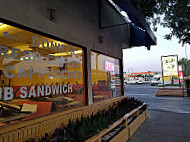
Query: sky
123,25,190,73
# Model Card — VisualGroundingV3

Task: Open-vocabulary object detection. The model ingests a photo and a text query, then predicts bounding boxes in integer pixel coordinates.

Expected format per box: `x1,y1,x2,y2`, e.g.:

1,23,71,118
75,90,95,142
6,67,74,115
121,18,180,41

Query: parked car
124,79,143,84
150,76,162,86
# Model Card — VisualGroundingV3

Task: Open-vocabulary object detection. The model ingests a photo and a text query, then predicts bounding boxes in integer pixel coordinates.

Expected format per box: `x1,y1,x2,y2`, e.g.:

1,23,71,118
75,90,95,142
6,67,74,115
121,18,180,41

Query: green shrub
26,97,145,142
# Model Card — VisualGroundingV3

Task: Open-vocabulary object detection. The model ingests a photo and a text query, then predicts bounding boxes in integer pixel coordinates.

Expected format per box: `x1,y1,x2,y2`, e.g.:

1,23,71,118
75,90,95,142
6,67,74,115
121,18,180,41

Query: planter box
156,89,187,97
85,104,148,142
129,109,148,138
110,127,129,142
0,97,124,142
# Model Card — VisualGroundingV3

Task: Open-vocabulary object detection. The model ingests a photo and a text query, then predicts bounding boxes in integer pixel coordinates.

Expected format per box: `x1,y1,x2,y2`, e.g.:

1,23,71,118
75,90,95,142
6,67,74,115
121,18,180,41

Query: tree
178,58,190,77
133,0,190,45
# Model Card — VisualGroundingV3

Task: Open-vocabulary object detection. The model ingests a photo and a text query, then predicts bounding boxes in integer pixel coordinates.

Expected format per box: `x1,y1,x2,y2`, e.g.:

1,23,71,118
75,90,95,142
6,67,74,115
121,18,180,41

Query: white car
124,79,143,84
150,77,162,86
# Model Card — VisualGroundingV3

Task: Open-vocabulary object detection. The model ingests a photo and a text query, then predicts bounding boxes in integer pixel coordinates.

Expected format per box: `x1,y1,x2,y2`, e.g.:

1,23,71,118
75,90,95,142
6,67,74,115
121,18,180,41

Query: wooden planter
0,97,146,142
156,88,187,97
0,97,125,142
85,104,148,142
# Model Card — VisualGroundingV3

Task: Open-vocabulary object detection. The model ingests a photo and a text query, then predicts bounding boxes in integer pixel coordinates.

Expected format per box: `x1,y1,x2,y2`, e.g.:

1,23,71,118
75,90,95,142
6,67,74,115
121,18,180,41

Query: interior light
50,50,82,56
188,1,190,7
0,22,4,26
25,57,29,60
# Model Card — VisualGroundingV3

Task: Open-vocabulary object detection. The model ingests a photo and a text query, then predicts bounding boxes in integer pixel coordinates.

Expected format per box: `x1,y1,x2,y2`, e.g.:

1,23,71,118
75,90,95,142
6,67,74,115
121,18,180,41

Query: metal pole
185,45,188,77
161,56,165,88
162,75,165,88
182,65,185,97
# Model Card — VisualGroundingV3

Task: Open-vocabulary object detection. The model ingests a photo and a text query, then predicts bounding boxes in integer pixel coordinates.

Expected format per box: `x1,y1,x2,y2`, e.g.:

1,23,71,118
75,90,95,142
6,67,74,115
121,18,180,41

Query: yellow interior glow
0,24,7,29
38,41,68,49
0,22,4,26
49,50,82,56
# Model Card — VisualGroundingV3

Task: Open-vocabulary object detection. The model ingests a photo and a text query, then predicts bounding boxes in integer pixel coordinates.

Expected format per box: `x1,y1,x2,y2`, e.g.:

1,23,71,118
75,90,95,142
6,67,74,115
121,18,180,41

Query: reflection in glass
91,51,121,103
0,24,85,126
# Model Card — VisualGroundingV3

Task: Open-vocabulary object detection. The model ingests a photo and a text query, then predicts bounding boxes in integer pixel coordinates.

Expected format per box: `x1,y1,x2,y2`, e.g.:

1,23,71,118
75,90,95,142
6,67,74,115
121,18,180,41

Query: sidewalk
128,110,190,142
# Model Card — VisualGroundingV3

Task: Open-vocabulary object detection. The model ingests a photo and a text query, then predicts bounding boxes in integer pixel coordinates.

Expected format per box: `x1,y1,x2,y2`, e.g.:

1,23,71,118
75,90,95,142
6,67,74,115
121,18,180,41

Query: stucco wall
0,0,129,58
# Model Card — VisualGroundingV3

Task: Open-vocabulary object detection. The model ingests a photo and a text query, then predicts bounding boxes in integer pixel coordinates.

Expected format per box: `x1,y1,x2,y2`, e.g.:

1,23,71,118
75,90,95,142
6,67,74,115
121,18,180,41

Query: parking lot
125,83,190,142
124,83,190,114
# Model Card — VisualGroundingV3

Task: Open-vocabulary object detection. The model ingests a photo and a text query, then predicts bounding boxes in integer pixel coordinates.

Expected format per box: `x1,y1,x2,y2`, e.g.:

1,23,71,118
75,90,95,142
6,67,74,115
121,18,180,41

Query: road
125,83,190,142
124,83,190,114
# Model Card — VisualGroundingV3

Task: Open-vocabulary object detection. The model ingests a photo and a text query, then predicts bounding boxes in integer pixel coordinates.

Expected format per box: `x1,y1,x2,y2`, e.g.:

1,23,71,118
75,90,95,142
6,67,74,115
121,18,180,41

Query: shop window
91,51,121,103
0,23,85,126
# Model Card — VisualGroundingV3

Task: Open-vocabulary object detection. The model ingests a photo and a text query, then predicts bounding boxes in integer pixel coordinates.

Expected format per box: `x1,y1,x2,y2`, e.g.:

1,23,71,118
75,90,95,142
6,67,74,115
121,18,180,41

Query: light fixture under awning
129,24,154,50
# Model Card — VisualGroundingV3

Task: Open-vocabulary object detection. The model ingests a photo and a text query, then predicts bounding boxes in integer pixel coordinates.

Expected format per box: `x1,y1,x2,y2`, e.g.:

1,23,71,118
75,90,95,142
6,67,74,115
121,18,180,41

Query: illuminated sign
178,71,183,79
178,65,184,79
161,55,178,76
105,61,114,72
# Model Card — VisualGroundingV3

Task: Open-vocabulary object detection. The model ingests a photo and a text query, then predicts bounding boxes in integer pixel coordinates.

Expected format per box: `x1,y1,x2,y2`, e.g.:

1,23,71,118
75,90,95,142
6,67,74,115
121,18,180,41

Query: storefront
0,0,156,141
0,21,124,123
0,23,86,121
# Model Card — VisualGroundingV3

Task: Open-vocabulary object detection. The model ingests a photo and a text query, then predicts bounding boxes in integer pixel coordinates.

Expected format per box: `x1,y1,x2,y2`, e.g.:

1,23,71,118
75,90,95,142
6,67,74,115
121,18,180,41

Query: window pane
0,24,85,126
91,51,121,103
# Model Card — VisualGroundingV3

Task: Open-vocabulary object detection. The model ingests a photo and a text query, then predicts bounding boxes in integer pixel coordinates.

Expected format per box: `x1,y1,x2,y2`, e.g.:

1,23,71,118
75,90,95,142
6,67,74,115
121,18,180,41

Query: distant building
125,71,161,81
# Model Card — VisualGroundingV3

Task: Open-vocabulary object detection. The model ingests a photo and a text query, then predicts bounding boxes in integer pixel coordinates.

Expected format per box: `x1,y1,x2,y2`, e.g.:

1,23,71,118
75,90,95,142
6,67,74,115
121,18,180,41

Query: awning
112,0,157,49
129,24,154,49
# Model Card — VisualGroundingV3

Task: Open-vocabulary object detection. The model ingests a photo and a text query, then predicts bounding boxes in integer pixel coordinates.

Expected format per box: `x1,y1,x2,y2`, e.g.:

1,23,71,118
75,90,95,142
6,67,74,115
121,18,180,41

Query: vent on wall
47,8,56,21
98,36,103,44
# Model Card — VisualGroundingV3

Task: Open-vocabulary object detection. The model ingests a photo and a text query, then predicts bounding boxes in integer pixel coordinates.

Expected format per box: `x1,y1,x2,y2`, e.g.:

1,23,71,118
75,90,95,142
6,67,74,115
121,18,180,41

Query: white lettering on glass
68,84,72,93
17,67,27,78
45,85,51,96
38,68,45,78
32,36,40,47
37,85,44,97
0,46,9,59
52,85,59,95
28,86,36,98
20,86,28,98
5,65,15,78
29,67,37,78
12,48,21,60
62,85,67,93
4,87,14,101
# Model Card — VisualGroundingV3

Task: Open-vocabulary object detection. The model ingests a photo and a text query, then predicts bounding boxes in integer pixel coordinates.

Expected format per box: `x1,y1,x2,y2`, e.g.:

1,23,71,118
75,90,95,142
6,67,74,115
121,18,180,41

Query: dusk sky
123,25,190,73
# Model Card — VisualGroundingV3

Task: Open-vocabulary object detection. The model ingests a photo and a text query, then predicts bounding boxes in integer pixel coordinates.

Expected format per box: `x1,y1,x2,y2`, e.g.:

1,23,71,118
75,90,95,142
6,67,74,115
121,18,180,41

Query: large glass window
0,23,85,126
91,51,122,103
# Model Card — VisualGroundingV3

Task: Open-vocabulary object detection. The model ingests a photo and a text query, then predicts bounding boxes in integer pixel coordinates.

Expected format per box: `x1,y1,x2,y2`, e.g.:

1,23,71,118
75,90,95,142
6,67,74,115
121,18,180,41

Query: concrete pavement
128,110,190,142
125,84,190,114
125,84,190,142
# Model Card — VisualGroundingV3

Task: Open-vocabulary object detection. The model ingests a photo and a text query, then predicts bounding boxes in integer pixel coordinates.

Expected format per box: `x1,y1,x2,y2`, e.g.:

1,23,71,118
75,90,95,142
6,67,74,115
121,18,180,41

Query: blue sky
123,25,190,73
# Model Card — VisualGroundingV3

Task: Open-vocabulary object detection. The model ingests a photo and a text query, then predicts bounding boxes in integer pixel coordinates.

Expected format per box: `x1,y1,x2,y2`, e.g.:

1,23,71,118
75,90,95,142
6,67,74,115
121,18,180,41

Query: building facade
0,0,156,141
